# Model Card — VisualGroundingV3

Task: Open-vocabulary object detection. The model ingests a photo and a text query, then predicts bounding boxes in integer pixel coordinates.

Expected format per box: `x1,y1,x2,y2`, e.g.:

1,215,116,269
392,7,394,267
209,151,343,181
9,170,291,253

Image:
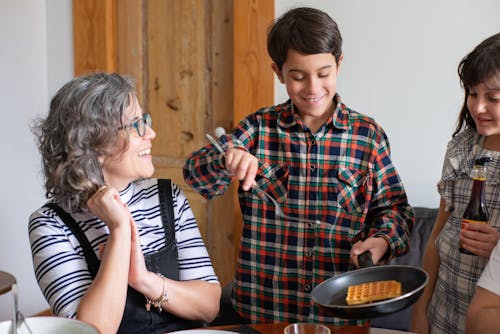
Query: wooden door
73,0,273,286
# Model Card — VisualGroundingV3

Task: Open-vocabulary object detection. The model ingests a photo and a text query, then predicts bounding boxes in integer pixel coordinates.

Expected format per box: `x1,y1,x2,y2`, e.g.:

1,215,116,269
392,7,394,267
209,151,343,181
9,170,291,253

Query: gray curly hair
33,72,136,212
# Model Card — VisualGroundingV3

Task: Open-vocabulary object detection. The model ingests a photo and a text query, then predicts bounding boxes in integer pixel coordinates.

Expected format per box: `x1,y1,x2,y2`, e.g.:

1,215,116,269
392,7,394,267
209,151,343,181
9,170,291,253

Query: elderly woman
29,72,221,334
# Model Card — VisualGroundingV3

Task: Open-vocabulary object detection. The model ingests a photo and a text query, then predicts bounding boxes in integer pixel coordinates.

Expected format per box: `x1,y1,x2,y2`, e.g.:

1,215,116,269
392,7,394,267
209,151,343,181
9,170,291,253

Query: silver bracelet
145,273,168,312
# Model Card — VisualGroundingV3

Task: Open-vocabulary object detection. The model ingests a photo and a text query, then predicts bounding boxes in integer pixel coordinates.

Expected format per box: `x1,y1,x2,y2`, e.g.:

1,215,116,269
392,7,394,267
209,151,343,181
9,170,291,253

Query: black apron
47,179,202,333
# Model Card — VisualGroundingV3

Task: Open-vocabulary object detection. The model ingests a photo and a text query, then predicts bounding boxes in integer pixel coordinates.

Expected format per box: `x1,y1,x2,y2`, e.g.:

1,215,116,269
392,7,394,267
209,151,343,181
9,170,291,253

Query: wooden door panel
73,0,273,286
148,0,207,160
116,0,146,105
73,0,116,75
233,0,274,122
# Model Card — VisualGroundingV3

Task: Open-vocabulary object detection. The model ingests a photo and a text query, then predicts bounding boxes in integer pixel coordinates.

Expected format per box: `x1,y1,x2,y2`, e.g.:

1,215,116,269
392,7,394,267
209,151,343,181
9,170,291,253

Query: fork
206,133,320,225
205,133,226,157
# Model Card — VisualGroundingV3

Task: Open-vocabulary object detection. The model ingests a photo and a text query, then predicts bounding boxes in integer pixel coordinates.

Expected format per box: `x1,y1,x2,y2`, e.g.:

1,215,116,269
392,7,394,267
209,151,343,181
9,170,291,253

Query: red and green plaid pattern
184,95,414,325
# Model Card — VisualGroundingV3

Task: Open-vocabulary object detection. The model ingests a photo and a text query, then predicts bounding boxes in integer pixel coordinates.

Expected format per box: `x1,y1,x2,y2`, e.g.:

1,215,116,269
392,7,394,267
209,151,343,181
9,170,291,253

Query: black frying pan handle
358,250,374,268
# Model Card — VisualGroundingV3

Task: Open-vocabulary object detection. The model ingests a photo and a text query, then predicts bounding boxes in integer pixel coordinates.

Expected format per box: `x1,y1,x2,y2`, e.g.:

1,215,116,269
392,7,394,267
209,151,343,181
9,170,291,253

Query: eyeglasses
117,113,152,137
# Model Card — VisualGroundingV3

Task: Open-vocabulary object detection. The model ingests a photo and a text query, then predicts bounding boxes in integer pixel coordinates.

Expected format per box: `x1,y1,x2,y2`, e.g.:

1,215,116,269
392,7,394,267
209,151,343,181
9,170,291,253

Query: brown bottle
460,157,491,255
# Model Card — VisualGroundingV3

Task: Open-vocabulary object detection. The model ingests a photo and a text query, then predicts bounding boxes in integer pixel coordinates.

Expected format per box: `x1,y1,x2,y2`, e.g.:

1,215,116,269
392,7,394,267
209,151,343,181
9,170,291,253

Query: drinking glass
283,323,331,334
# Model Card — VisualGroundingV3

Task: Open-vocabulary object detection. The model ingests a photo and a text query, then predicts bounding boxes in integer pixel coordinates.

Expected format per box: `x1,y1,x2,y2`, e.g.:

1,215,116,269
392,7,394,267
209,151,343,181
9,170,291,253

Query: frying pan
311,251,428,319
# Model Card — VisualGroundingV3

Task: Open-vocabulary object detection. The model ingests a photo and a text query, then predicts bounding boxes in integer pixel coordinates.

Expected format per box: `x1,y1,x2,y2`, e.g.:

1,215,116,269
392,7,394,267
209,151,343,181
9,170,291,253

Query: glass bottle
460,157,491,255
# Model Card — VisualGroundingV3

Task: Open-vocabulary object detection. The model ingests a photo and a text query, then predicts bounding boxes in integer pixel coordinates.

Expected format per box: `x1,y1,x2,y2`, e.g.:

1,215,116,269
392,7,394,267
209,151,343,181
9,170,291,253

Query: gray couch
213,207,438,330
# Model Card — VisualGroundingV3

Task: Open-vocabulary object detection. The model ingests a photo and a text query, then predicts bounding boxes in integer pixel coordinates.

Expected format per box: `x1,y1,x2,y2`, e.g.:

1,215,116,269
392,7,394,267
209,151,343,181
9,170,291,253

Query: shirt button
310,164,316,172
305,284,311,292
311,140,316,145
306,250,313,257
308,222,314,229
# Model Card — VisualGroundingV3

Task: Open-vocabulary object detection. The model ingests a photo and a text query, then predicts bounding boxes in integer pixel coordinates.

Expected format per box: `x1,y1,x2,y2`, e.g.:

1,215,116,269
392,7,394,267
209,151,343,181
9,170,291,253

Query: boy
184,7,414,325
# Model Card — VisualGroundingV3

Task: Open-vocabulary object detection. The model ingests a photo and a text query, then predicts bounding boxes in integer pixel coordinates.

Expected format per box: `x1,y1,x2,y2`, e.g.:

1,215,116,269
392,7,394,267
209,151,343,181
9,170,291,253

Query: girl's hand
225,148,259,191
460,222,500,258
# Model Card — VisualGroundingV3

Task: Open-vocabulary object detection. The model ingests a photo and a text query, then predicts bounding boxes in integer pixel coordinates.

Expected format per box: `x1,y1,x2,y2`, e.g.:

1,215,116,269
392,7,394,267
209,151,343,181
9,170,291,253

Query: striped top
429,128,500,334
28,178,218,318
184,94,414,324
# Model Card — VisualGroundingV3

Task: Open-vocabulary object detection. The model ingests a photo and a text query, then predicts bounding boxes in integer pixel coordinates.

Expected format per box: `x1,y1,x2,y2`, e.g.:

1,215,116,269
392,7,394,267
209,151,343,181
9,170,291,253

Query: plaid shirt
429,128,500,334
184,95,414,324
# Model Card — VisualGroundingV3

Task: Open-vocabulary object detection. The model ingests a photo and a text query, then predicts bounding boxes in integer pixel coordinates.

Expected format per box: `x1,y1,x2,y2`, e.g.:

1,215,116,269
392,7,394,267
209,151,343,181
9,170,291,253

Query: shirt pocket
336,166,369,214
255,161,289,202
438,165,467,212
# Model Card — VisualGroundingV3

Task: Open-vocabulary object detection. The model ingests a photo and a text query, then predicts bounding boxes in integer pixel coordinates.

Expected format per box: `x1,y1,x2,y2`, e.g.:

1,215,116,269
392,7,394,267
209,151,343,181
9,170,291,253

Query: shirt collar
277,94,350,132
119,182,135,205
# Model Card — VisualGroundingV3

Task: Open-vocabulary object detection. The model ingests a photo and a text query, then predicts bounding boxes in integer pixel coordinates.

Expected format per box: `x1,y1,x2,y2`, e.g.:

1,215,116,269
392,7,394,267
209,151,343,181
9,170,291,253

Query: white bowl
0,316,99,334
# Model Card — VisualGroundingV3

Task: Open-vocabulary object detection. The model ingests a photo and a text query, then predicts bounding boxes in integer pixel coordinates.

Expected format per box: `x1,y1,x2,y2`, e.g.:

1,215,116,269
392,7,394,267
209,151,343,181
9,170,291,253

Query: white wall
276,0,500,208
0,0,73,321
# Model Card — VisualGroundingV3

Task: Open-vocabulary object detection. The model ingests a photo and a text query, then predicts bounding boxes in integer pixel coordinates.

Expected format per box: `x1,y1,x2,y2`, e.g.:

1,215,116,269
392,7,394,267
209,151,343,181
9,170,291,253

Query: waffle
345,280,402,305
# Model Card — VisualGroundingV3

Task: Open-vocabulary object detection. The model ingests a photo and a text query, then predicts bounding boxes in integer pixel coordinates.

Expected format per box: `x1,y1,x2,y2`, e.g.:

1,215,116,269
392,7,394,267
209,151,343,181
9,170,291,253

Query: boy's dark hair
267,7,343,70
453,32,500,136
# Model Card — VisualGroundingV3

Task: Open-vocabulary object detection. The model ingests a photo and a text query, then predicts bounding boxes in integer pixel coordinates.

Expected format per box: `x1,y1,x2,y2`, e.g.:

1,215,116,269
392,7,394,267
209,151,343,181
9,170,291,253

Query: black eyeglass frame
117,113,152,137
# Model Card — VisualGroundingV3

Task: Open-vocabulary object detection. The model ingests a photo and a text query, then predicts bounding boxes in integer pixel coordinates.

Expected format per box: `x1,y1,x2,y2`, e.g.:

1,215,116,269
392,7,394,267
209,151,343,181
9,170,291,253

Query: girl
411,33,500,334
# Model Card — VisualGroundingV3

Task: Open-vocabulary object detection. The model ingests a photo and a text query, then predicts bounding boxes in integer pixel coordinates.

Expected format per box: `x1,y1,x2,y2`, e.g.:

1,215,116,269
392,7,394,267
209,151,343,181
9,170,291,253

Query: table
208,323,413,334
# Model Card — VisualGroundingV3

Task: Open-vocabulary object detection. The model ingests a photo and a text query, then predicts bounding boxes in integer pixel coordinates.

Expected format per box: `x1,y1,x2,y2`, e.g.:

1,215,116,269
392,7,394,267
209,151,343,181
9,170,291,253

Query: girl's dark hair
267,7,343,70
453,33,500,137
32,72,136,212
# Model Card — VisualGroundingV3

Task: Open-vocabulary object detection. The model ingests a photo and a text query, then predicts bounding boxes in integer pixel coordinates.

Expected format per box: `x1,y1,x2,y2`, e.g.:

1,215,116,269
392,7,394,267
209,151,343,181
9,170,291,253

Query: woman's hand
86,186,131,232
460,222,500,258
128,218,150,290
350,237,389,268
79,186,132,333
94,216,149,290
225,148,259,191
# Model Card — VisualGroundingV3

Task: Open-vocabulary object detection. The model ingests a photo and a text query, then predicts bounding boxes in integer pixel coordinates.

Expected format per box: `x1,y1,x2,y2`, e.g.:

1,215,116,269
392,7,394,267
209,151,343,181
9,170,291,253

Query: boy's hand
350,237,389,268
225,148,259,191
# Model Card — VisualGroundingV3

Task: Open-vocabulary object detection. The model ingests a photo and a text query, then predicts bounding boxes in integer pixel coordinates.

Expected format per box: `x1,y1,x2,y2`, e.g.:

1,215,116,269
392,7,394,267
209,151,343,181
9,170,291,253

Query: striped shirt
184,95,414,324
28,178,218,318
429,128,500,334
